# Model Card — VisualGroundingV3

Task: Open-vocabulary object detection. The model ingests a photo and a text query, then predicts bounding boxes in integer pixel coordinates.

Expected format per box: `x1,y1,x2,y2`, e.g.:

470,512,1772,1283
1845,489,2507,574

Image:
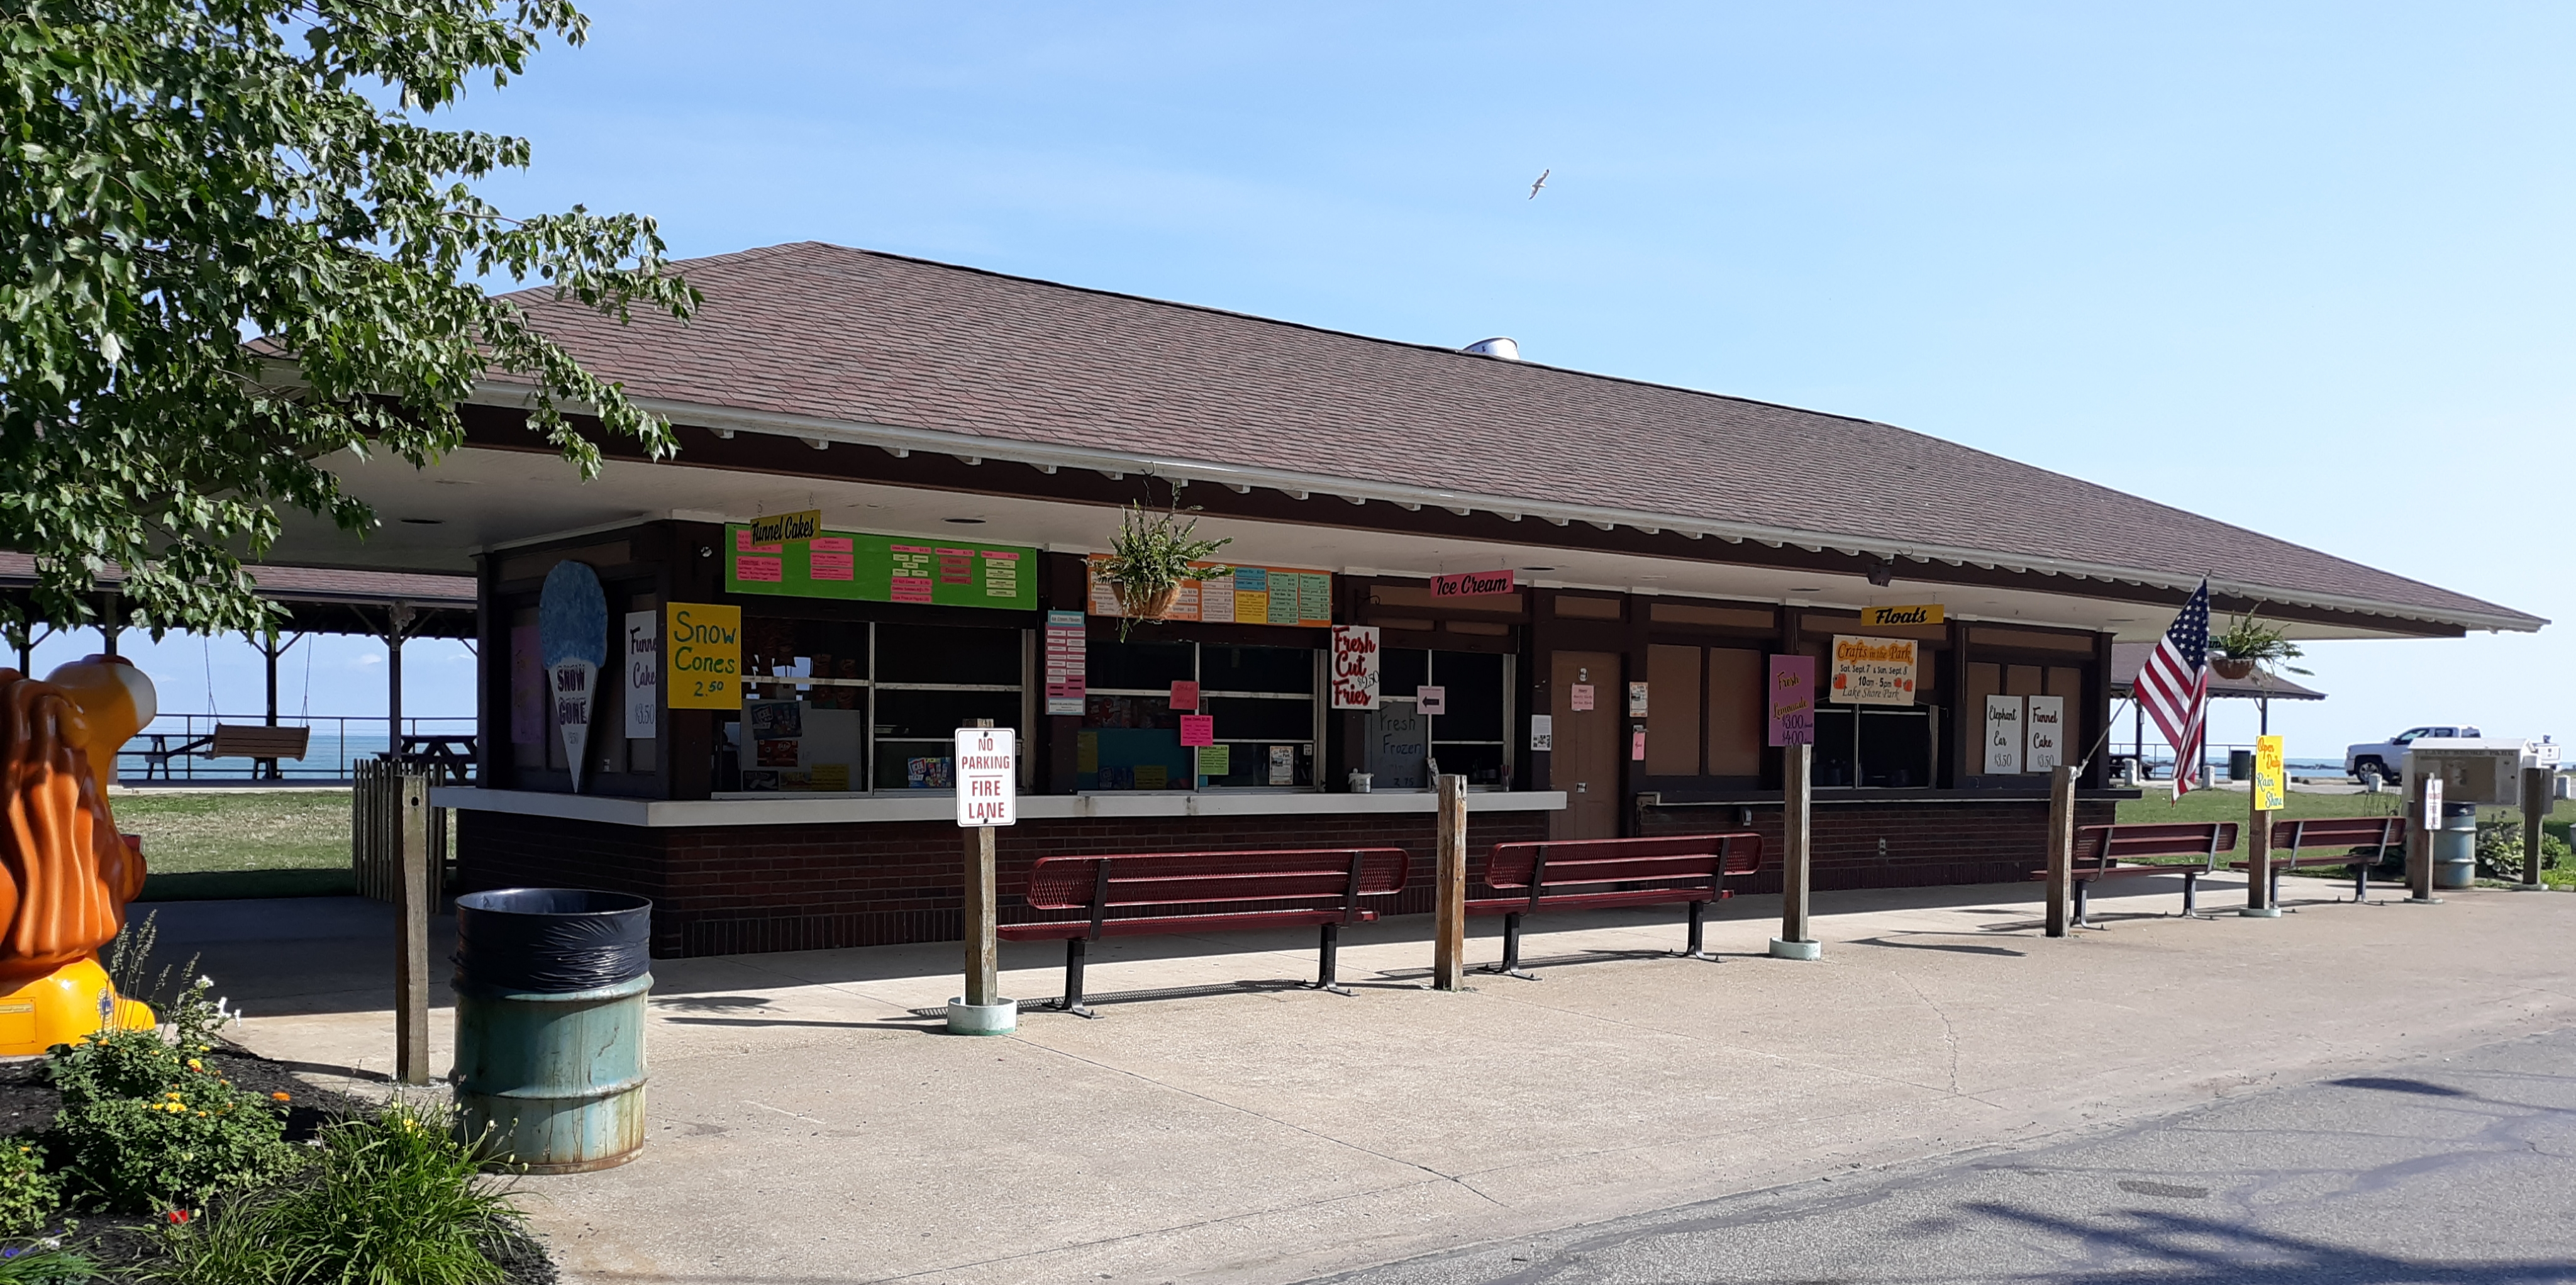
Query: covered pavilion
223,242,2541,957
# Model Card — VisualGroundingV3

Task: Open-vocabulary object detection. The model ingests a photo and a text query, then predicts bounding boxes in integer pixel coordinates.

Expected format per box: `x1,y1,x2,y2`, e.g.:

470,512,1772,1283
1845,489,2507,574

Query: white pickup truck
2345,725,2480,787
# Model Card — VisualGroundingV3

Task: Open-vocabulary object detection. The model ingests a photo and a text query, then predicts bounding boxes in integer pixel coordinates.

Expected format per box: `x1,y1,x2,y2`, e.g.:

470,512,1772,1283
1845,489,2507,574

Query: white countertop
428,787,1568,828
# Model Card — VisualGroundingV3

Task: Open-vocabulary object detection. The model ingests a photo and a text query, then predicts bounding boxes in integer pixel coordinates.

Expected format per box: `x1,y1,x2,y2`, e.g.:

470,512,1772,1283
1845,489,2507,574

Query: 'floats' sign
955,726,1017,827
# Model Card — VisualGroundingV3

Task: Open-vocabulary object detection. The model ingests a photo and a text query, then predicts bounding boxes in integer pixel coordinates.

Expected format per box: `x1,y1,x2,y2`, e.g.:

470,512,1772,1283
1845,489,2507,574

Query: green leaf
0,0,694,638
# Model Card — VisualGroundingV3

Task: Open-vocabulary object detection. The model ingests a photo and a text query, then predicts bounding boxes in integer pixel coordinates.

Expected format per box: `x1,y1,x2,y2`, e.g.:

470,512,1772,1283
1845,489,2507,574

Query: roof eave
464,382,2548,638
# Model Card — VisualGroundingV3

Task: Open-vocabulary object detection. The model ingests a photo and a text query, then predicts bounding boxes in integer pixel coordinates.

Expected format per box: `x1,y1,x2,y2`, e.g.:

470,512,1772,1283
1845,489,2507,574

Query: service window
718,618,1024,794
1368,649,1512,787
1080,639,1319,789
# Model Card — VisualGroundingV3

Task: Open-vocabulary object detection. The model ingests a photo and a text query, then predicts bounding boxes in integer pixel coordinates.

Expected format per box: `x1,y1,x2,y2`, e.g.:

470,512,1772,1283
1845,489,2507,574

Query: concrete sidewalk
190,876,2575,1285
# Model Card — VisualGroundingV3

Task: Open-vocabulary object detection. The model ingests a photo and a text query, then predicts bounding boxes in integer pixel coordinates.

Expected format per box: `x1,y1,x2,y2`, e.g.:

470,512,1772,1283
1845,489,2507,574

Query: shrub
0,1143,58,1237
44,1030,301,1214
2475,820,2571,880
141,1099,528,1285
0,1243,102,1284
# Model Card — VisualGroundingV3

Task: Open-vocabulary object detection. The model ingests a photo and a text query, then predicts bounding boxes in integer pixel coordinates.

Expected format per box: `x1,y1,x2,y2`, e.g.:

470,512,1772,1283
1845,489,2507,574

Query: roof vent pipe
1462,337,1519,360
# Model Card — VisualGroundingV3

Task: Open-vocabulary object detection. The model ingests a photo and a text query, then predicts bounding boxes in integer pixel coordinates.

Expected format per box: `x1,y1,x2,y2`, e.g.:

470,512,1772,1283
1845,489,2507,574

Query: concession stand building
277,243,2543,958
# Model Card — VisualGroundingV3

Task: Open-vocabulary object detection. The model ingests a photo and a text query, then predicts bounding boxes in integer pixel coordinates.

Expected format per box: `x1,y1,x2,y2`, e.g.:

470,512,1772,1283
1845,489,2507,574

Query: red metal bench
999,847,1409,1017
2028,822,2239,926
2230,816,2407,905
1470,833,1763,978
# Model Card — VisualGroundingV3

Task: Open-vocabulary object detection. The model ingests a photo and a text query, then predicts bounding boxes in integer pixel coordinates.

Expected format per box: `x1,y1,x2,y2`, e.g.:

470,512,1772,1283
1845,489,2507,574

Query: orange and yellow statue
0,656,160,1053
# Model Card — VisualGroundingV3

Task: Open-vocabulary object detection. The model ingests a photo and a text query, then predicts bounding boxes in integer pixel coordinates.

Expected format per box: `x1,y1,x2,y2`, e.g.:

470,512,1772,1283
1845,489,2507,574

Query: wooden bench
137,723,313,779
2028,822,2239,926
2231,816,2407,906
999,847,1410,1017
1470,833,1763,979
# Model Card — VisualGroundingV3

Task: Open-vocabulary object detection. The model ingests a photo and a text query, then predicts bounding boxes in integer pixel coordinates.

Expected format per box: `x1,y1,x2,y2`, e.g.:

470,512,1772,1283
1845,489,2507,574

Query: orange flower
271,1091,291,1102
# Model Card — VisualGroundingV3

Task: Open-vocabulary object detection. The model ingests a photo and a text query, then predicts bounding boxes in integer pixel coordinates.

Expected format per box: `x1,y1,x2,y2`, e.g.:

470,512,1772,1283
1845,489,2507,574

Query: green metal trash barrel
452,889,653,1172
2433,803,2478,891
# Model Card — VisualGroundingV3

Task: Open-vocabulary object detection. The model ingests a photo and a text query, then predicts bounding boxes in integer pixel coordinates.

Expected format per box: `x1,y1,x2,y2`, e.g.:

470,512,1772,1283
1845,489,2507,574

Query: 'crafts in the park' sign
1085,556,1333,628
1829,636,1918,706
727,525,1037,611
665,603,742,709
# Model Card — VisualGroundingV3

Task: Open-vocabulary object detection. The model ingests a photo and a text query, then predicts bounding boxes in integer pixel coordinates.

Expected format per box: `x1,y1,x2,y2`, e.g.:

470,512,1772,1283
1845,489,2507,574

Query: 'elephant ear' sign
539,563,610,793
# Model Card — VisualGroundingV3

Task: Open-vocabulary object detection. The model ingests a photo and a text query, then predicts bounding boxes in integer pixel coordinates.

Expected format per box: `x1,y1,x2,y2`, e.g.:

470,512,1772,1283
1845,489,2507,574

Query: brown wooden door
1549,650,1621,840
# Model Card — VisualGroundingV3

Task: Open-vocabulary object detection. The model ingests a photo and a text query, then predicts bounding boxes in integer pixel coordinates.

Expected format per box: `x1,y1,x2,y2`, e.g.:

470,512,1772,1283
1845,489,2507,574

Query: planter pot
2211,657,2257,680
1118,584,1182,621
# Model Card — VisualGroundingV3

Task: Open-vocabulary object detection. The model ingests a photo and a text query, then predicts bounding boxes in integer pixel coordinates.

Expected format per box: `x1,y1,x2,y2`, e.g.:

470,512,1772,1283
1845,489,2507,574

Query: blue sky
43,1,2570,760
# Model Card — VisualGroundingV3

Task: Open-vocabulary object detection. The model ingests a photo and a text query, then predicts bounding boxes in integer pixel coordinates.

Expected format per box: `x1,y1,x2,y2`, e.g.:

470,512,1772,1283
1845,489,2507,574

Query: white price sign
955,726,1017,827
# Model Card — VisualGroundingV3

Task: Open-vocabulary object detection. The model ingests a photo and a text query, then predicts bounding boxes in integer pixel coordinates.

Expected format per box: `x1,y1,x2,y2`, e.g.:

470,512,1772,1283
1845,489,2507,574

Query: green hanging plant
2212,613,2311,678
1101,502,1231,640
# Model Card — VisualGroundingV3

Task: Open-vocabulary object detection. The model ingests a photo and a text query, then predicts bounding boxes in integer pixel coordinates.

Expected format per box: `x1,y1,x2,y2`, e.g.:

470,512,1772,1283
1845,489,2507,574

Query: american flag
2136,581,2211,797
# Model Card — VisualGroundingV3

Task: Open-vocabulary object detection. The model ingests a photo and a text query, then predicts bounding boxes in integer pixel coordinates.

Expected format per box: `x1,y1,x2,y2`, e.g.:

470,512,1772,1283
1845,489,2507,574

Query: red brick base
457,797,2116,959
456,810,1553,958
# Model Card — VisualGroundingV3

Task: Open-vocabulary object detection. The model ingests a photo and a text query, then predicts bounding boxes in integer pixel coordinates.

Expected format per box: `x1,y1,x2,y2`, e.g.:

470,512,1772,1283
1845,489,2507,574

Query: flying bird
1528,169,1550,199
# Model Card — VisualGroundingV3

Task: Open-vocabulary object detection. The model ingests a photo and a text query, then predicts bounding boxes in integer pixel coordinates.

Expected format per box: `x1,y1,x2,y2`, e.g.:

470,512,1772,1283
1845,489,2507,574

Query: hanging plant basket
2211,656,2257,681
1118,584,1184,622
1101,500,1233,640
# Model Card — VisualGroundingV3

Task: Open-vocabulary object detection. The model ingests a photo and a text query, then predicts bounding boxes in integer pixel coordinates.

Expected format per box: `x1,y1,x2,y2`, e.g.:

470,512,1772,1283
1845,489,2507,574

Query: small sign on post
955,725,1017,828
2244,734,2287,917
950,722,1016,1035
1767,655,1816,747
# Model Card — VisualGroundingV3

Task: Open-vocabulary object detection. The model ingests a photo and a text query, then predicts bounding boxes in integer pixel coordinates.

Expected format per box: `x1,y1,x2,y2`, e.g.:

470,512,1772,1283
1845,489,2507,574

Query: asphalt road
1312,1027,2576,1285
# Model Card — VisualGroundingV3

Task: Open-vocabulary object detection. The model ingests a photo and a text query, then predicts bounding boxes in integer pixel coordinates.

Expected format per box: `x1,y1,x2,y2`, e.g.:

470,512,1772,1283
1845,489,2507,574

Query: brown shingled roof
484,242,2539,631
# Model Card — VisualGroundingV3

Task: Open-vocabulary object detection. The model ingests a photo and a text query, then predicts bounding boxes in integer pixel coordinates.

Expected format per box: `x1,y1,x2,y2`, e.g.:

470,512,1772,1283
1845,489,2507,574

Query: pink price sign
1767,655,1818,747
1179,715,1215,748
1429,569,1516,598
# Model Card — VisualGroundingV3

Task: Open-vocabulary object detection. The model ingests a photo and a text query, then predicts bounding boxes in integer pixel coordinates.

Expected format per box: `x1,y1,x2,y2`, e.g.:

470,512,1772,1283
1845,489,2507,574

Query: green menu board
725,525,1038,610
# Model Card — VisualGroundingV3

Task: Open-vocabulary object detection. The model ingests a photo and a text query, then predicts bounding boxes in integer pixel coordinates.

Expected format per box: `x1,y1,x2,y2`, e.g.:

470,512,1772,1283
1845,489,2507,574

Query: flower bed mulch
0,1043,557,1284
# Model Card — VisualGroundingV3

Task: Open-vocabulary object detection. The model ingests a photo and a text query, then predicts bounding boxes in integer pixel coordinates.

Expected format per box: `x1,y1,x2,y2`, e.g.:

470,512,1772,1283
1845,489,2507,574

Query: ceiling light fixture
1522,565,1557,572
399,518,443,526
943,517,987,525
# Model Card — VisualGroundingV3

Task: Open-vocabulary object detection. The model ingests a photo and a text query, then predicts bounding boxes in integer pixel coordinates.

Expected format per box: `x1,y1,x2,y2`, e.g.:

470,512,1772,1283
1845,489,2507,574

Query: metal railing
118,714,477,784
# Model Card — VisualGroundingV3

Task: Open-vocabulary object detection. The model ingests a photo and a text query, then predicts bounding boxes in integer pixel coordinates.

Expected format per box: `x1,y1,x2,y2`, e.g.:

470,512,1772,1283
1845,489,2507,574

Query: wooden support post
2407,769,2440,904
1769,743,1817,959
394,765,431,1084
2044,763,2075,937
1433,774,1467,990
2522,765,2551,890
2245,779,2272,914
962,718,999,1008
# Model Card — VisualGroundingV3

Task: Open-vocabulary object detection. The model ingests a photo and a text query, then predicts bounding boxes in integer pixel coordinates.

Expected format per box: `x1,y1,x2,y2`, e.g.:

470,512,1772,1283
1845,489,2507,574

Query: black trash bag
453,888,652,993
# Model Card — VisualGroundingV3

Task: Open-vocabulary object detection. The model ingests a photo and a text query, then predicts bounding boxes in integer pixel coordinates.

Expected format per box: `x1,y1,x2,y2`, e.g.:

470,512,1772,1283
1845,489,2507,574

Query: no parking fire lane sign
955,726,1017,827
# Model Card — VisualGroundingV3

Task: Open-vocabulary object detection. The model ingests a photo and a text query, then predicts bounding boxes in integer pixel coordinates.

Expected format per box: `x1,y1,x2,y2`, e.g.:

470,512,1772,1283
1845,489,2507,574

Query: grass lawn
2116,784,2575,886
106,789,357,901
